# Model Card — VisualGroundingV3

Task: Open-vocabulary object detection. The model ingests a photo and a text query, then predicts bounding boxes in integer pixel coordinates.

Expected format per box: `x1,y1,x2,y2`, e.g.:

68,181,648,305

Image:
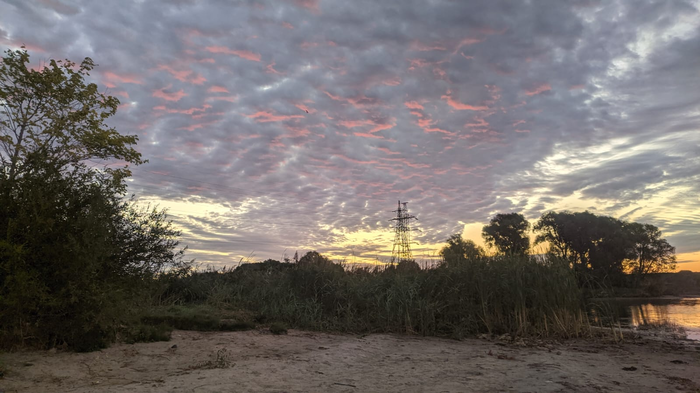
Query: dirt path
1,330,699,392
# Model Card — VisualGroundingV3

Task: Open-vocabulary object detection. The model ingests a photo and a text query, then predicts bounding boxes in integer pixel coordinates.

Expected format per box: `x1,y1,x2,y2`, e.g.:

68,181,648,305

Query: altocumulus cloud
1,0,698,266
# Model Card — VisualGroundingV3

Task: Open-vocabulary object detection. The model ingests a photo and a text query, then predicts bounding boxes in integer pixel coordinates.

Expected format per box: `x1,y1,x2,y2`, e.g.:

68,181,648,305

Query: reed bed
154,254,591,339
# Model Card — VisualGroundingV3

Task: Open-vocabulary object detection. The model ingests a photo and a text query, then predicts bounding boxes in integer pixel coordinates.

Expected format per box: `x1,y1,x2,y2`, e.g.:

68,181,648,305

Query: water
607,297,700,340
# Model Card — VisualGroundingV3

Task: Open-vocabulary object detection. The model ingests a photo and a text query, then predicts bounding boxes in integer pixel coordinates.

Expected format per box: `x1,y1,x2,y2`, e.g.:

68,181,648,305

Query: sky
1,0,699,270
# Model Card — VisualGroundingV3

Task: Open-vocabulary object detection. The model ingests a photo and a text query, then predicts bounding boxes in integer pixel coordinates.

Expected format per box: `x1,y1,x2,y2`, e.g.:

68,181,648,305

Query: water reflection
610,297,700,340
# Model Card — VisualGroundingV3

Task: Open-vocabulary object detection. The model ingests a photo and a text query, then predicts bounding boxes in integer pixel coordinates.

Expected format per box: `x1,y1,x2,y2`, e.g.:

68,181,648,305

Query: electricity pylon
390,200,417,264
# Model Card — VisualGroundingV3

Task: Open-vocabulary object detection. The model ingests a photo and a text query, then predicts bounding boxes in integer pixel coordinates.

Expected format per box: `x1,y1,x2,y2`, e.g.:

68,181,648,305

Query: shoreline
2,330,698,392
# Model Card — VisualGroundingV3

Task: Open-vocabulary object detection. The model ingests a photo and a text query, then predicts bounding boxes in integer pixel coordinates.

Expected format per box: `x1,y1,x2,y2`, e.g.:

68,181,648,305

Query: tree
624,223,676,279
482,213,530,255
0,47,143,188
534,211,639,282
439,233,484,266
0,48,184,351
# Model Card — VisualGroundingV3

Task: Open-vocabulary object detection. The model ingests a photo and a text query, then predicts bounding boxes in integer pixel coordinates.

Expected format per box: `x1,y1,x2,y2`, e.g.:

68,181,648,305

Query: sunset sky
2,0,699,270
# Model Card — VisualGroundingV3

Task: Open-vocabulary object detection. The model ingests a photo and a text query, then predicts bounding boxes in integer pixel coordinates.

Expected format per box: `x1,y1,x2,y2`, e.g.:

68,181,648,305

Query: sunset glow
2,0,698,270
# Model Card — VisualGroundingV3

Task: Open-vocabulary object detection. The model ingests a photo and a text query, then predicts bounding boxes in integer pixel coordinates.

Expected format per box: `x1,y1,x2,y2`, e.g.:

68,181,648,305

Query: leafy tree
0,47,143,187
439,233,484,266
297,251,334,267
0,48,185,351
482,213,530,255
534,211,648,282
624,223,676,279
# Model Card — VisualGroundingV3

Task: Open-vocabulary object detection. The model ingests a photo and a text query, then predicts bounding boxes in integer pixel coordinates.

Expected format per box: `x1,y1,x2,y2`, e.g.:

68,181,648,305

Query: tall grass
155,255,589,338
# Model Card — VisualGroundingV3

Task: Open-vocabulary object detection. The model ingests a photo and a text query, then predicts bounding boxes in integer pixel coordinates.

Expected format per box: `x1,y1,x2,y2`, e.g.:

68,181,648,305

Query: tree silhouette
482,213,530,255
624,222,676,280
439,233,484,266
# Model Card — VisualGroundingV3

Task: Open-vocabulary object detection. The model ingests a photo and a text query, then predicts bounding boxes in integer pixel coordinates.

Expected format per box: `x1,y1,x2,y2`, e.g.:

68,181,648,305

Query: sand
1,330,699,392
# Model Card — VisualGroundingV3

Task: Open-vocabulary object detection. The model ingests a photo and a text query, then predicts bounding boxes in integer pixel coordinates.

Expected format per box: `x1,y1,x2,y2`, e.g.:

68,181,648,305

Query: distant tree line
441,211,676,285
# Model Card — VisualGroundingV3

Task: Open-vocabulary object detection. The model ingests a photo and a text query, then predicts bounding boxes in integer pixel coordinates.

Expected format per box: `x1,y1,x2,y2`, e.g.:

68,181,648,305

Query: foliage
0,47,143,186
534,211,676,284
0,48,186,351
624,223,676,277
439,233,485,266
156,251,589,338
482,213,530,255
122,323,173,344
140,305,254,332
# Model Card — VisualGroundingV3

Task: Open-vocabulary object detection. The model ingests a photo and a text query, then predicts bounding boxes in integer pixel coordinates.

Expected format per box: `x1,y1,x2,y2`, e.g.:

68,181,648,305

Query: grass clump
122,323,172,344
269,322,288,335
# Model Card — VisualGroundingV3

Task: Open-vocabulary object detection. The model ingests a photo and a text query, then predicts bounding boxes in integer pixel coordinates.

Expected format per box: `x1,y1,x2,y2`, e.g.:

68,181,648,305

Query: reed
156,254,590,338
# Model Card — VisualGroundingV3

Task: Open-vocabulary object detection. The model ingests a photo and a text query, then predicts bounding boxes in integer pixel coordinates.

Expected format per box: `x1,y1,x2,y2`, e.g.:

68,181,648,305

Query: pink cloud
295,103,316,114
322,90,381,109
354,133,383,139
0,36,45,52
465,117,490,129
569,84,585,90
266,61,284,75
207,85,229,93
154,103,211,115
324,91,342,101
189,73,206,85
102,71,143,88
382,76,401,86
114,91,130,99
334,154,377,165
376,147,400,155
404,101,424,110
246,110,304,123
283,125,311,138
453,37,483,54
407,58,431,69
206,46,261,62
156,64,206,84
156,65,191,81
179,118,219,132
442,93,489,111
339,119,373,128
152,86,187,102
370,123,394,133
282,22,294,29
206,96,238,103
525,83,552,96
512,120,526,127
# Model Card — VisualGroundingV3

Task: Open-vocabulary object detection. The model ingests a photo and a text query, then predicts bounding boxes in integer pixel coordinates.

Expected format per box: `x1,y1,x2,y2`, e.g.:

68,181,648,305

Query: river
607,297,700,340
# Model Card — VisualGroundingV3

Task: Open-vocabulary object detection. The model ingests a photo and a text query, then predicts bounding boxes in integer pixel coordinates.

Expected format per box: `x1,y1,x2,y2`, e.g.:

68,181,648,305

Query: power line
390,200,418,264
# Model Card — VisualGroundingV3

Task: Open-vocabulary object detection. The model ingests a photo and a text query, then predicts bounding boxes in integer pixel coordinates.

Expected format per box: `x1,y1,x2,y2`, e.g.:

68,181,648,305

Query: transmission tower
390,200,417,264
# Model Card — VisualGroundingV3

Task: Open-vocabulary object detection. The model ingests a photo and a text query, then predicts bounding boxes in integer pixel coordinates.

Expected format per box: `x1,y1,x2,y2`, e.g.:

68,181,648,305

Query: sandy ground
1,330,699,393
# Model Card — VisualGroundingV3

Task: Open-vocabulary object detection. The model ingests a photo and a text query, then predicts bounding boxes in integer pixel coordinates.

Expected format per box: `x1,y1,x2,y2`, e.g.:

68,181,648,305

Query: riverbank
2,330,698,392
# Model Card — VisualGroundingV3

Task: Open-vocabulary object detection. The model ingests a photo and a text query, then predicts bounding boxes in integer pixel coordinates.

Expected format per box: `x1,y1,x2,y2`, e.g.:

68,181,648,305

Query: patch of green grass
140,305,256,332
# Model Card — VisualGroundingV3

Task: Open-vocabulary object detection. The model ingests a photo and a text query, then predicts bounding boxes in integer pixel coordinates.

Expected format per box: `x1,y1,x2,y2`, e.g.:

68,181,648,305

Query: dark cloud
1,0,699,263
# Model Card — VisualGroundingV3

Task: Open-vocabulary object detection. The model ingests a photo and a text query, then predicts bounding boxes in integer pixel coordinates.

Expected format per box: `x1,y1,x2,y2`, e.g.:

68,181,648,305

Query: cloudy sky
2,0,699,270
